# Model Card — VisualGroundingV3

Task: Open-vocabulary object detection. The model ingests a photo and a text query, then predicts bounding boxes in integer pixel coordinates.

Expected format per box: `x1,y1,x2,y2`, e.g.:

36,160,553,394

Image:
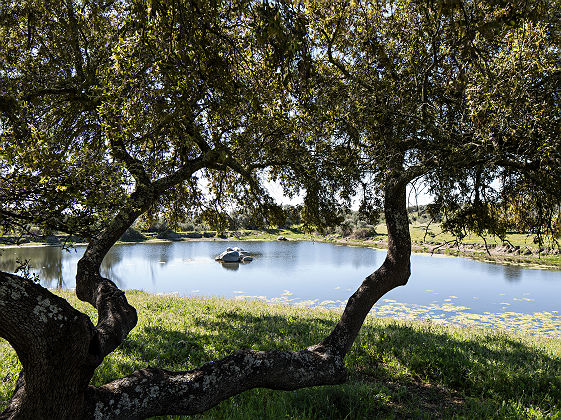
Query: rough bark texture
322,178,411,354
85,345,346,419
0,177,412,419
0,272,98,419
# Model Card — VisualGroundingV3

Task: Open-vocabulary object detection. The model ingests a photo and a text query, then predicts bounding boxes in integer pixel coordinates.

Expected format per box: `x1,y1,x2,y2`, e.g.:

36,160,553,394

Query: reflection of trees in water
148,243,173,287
0,246,64,288
100,248,124,287
158,244,172,264
503,265,522,282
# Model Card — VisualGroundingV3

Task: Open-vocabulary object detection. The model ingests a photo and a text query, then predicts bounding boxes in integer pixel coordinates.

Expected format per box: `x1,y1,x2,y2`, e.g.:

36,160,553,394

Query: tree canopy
1,0,308,239
302,0,561,243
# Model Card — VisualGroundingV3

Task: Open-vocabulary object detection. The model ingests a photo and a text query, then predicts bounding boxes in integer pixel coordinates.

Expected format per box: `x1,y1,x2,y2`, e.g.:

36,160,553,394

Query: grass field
2,291,560,419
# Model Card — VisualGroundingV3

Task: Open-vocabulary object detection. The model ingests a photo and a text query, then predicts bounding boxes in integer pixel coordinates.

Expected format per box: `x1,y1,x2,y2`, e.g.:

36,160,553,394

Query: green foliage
3,0,558,241
0,0,315,237
0,0,130,238
200,209,233,234
120,228,147,243
304,0,561,242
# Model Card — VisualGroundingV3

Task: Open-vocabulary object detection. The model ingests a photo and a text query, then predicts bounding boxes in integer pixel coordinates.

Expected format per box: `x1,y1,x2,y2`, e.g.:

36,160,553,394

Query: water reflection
503,264,523,282
221,262,240,271
0,246,67,289
100,247,124,287
157,243,171,264
0,241,560,321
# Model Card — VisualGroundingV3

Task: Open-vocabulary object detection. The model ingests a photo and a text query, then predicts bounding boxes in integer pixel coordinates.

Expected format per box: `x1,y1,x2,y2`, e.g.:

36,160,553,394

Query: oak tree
1,0,560,418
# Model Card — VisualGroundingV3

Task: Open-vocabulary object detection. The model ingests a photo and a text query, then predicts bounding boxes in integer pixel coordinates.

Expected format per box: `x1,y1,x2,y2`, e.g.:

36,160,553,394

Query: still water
1,241,560,335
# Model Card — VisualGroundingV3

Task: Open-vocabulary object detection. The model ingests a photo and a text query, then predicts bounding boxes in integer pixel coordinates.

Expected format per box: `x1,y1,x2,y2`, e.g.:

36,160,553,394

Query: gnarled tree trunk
0,178,411,419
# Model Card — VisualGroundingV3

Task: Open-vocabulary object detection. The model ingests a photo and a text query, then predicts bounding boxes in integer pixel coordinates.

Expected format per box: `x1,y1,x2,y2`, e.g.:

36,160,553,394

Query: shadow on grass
3,298,561,418
350,322,561,416
89,305,561,419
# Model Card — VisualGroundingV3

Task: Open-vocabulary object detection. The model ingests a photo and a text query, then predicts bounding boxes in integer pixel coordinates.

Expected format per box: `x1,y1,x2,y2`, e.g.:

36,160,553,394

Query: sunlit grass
1,291,560,418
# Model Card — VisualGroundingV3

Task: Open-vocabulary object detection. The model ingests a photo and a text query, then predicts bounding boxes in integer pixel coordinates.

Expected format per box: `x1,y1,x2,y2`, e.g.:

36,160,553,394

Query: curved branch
0,271,92,356
77,152,221,360
322,177,411,354
320,15,375,94
86,346,345,419
109,139,152,186
153,150,219,191
84,174,412,419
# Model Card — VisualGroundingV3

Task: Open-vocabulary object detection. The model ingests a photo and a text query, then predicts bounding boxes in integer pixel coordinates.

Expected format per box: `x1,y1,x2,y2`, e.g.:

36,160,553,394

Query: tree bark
322,177,411,355
0,272,98,419
84,346,346,419
1,176,412,419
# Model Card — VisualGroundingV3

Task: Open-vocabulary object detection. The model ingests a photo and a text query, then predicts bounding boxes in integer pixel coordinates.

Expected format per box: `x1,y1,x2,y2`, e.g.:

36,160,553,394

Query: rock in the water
277,236,287,241
215,250,240,262
216,247,254,264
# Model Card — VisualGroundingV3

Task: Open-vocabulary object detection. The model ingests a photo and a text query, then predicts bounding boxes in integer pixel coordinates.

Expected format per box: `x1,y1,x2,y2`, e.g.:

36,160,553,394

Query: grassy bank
2,291,560,418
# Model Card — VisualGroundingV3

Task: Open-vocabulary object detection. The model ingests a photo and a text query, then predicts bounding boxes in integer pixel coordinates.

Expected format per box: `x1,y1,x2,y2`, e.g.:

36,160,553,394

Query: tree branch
86,346,345,419
82,173,413,419
109,139,152,187
320,15,375,94
322,177,411,354
77,151,219,360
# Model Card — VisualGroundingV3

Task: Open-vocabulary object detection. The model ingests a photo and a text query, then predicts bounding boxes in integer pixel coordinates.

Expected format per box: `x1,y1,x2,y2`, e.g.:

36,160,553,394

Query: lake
1,240,560,336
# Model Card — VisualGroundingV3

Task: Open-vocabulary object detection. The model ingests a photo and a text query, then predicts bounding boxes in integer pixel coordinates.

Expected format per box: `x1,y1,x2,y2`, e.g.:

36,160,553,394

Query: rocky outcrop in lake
215,247,254,263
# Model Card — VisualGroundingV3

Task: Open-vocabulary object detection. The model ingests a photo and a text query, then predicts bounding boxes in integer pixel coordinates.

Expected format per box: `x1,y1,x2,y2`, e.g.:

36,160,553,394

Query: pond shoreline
2,239,560,337
1,230,560,270
330,237,561,271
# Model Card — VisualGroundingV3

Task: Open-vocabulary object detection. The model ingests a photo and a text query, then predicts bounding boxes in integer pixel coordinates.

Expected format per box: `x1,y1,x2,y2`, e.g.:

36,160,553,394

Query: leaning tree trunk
0,177,411,419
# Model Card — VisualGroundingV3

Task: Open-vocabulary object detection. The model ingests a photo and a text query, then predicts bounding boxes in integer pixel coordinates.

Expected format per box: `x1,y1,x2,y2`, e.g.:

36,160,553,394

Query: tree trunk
0,272,98,419
0,177,412,419
322,177,411,354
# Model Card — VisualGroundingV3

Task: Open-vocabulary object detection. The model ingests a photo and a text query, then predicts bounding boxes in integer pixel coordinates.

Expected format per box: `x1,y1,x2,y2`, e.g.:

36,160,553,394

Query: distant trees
1,1,560,418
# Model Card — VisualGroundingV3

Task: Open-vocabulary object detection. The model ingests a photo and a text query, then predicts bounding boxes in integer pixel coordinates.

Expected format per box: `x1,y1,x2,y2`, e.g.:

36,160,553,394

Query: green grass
2,291,561,418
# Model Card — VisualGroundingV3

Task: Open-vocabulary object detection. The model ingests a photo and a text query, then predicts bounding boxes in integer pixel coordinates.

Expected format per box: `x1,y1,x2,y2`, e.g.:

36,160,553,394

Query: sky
263,180,434,210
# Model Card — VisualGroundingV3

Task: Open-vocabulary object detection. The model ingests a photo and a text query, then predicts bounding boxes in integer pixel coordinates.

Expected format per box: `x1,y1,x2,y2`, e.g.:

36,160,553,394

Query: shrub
120,228,147,242
351,226,377,239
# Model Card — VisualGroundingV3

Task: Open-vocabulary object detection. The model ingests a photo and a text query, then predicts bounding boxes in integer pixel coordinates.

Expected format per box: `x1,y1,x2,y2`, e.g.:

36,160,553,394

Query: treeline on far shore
3,204,559,256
